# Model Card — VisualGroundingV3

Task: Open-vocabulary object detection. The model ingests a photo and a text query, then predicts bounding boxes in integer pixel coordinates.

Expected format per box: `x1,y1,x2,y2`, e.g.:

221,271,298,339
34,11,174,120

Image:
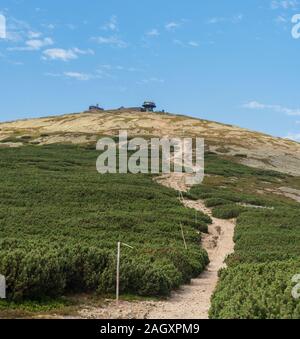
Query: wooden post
178,190,184,203
116,242,121,305
180,223,188,250
116,242,133,305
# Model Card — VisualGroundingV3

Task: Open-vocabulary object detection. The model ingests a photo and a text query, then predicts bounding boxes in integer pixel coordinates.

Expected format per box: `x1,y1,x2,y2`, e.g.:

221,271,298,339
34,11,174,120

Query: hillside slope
1,109,300,176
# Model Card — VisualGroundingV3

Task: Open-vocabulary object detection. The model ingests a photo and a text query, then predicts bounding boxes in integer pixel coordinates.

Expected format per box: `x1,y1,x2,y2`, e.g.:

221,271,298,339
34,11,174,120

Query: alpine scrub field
185,154,300,319
0,144,210,301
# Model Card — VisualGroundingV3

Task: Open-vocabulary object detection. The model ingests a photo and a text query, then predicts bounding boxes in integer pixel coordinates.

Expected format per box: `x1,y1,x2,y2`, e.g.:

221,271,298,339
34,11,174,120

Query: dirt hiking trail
71,173,236,319
145,199,235,319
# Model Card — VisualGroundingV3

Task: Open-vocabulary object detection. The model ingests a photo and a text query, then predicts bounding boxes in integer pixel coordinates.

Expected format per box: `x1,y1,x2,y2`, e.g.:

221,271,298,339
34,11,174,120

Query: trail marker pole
180,223,188,250
116,242,134,305
178,190,184,203
116,242,121,305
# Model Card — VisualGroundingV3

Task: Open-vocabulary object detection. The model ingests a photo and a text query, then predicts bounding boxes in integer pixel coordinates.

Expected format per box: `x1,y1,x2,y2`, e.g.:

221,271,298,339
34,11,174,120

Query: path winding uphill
141,172,235,319
75,194,236,320
73,173,236,320
146,199,235,319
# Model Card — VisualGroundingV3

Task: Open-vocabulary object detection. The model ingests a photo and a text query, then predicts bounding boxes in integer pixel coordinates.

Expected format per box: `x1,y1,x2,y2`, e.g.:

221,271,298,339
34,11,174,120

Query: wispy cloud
188,41,199,47
27,31,42,39
173,39,184,46
271,0,299,10
243,101,300,115
98,64,142,72
4,17,31,42
146,29,160,37
91,35,128,48
63,72,92,81
137,77,165,85
275,15,288,23
45,71,100,81
42,23,56,30
4,16,55,52
102,15,118,31
207,14,243,24
285,132,300,141
8,37,54,51
72,48,95,55
42,48,94,61
173,39,199,48
165,21,181,31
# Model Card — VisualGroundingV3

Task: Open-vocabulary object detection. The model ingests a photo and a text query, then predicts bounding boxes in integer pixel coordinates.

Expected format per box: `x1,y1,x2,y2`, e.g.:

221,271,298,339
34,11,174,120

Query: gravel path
145,199,235,319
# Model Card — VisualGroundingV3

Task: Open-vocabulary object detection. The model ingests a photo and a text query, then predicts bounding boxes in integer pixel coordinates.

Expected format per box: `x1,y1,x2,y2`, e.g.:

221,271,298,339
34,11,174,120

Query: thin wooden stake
178,190,184,203
116,242,134,305
180,223,188,250
116,241,121,305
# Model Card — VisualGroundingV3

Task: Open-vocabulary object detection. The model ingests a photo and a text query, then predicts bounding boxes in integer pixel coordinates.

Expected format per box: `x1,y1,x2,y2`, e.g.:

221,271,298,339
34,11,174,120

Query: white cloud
8,37,54,51
4,17,31,42
27,31,42,39
4,17,54,46
208,14,244,24
26,37,53,49
137,77,165,85
96,64,142,77
42,48,93,61
102,15,118,31
285,133,300,141
44,72,61,77
276,15,288,22
173,39,184,46
188,41,199,47
271,0,299,10
43,48,77,61
72,47,94,55
43,23,56,30
165,22,181,31
45,71,100,81
173,39,199,48
64,72,92,81
146,29,160,37
91,35,128,48
243,101,300,115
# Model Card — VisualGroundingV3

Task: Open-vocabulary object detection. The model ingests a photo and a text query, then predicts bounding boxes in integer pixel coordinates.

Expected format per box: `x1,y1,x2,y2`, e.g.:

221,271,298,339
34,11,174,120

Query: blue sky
0,0,300,141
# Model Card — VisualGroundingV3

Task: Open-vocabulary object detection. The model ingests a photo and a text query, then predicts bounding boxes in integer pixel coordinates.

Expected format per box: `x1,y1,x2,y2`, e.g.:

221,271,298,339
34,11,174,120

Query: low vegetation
0,144,210,301
1,144,300,319
185,154,300,319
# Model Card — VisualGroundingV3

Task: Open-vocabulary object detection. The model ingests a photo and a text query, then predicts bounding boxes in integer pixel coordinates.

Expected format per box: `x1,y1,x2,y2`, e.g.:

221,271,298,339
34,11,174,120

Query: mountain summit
1,108,300,176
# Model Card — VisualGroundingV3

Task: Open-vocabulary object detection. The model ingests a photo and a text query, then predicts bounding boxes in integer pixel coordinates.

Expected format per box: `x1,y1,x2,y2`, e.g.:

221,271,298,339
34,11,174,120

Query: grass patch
197,154,300,319
0,144,209,302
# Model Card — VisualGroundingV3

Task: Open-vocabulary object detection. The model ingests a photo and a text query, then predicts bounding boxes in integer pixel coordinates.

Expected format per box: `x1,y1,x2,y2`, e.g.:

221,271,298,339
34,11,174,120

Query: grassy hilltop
0,109,300,318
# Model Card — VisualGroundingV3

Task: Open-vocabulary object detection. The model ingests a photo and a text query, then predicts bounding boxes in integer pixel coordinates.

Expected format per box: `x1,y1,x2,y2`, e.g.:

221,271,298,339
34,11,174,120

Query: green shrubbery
183,154,300,318
197,155,300,319
0,145,209,301
212,205,248,219
204,153,286,180
210,260,300,319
